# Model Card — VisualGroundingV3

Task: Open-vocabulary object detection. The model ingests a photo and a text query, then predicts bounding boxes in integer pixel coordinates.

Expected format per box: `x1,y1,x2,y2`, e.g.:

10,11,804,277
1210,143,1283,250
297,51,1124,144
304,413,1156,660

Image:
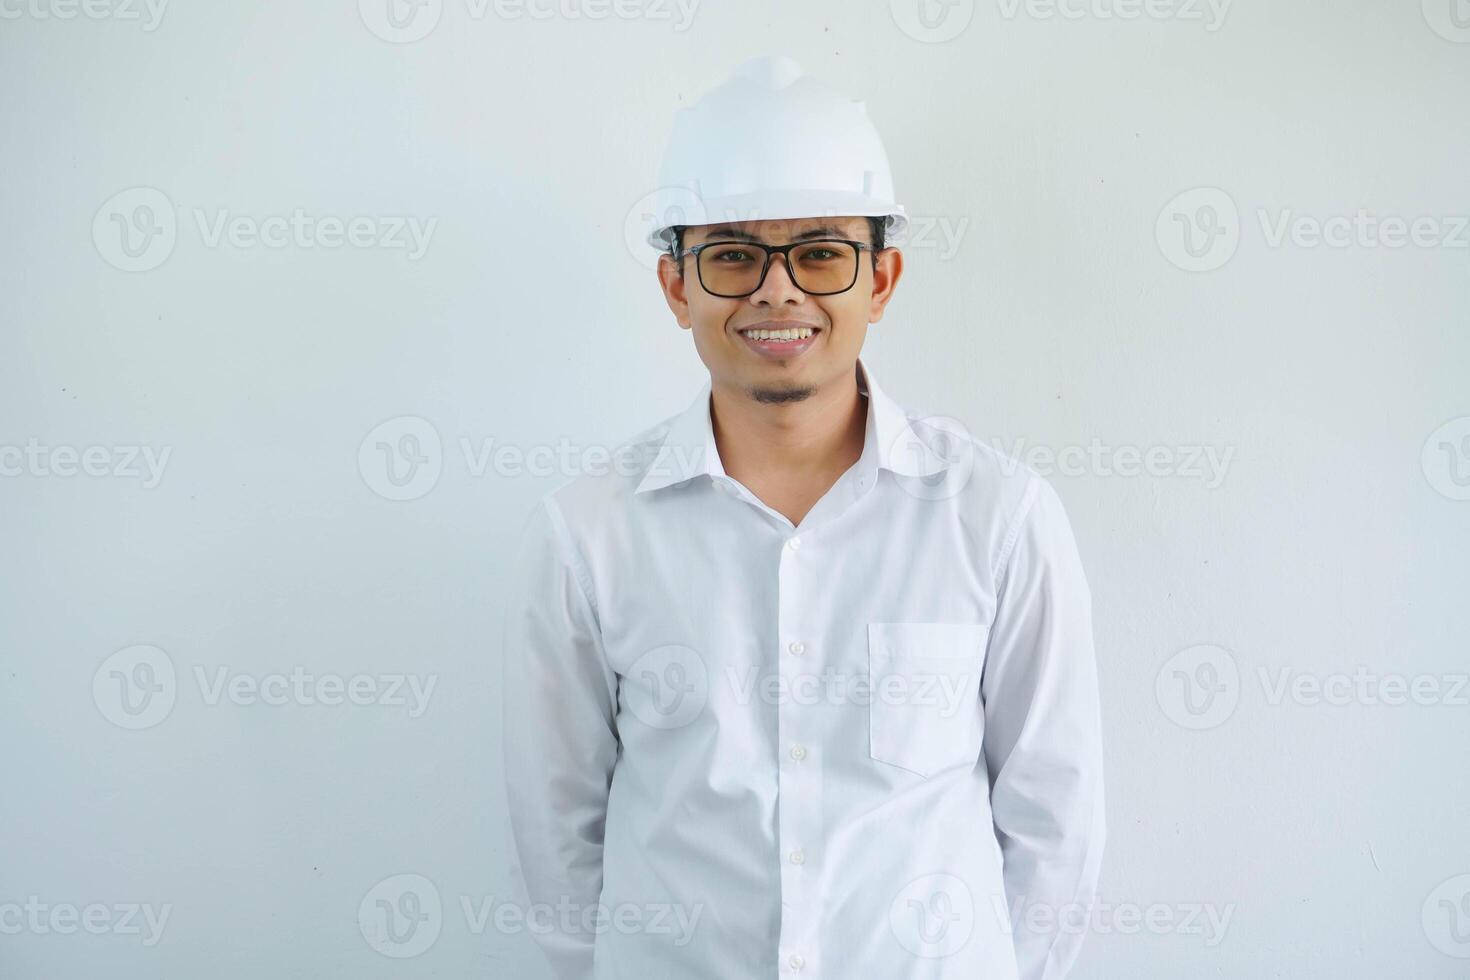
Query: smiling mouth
736,324,821,341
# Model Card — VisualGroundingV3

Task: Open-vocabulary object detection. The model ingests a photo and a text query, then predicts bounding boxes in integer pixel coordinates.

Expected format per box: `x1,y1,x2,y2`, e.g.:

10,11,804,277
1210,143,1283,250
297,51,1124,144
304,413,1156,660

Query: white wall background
3,1,1468,977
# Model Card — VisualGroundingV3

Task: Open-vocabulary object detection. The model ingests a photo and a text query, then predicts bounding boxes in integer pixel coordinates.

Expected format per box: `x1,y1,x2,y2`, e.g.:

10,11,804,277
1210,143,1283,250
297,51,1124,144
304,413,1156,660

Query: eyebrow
697,224,851,244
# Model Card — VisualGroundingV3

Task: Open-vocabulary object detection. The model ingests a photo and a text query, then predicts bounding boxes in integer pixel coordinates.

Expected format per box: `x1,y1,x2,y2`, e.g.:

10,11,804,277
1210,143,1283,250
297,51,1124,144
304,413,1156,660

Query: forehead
683,215,871,245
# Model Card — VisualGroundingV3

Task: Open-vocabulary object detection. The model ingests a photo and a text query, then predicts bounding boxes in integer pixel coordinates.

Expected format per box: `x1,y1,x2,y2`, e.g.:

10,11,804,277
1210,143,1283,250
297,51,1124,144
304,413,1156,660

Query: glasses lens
788,241,859,294
698,240,860,297
698,243,769,297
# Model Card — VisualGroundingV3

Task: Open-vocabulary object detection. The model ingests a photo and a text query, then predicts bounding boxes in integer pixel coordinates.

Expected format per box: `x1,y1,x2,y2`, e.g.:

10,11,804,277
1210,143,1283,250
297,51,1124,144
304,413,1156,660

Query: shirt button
788,953,805,970
786,535,802,551
788,641,805,656
790,745,807,761
789,849,805,865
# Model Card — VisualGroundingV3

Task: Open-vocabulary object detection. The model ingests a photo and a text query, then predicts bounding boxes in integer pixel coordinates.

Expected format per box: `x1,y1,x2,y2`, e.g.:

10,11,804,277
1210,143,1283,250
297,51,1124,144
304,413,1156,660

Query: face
657,215,903,404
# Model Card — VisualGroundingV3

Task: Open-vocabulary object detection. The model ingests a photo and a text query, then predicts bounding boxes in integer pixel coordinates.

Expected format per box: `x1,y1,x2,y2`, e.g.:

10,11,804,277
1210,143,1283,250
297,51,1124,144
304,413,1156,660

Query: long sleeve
501,494,620,980
981,476,1106,980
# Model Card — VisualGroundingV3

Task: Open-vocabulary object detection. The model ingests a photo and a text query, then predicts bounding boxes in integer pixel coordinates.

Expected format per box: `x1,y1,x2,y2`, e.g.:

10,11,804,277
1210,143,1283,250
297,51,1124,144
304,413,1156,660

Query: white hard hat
645,55,909,252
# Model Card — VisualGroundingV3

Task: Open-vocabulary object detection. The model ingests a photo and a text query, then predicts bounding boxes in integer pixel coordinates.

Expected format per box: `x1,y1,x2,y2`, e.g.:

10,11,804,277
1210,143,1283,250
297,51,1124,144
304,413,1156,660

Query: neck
709,367,867,484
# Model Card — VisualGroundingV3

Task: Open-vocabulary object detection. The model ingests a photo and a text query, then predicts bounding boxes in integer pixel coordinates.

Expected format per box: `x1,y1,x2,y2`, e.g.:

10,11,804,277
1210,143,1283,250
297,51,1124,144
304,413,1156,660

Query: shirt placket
711,465,872,978
775,528,823,977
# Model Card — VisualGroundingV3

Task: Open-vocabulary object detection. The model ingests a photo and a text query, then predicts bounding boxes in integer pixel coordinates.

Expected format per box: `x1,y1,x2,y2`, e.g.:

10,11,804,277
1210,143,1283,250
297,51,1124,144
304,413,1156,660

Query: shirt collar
634,357,948,494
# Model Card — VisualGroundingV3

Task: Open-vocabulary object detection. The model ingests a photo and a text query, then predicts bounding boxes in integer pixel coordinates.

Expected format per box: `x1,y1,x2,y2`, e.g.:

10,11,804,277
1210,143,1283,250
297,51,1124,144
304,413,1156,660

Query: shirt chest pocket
868,622,989,778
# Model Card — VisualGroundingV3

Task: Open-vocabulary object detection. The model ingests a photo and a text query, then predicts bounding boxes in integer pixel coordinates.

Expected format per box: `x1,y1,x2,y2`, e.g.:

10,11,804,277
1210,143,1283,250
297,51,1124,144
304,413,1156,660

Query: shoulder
897,404,1044,514
533,412,676,530
890,400,1074,575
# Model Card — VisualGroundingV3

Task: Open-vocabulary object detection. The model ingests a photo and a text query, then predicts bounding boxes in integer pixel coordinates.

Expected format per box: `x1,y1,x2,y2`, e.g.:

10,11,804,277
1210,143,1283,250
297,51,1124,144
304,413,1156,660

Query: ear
657,252,693,329
867,247,904,324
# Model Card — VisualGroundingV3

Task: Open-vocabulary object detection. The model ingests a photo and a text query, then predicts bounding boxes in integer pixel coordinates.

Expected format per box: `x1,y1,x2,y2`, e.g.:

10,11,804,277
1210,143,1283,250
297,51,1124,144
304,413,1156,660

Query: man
502,55,1104,979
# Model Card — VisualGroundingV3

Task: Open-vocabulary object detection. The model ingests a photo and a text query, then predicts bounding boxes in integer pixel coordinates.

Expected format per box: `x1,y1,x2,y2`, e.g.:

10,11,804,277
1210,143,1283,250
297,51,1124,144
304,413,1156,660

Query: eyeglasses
678,238,875,298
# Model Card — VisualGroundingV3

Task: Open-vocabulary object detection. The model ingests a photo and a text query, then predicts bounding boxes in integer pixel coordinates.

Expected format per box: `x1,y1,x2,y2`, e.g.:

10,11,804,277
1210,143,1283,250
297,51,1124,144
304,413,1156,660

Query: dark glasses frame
678,238,876,298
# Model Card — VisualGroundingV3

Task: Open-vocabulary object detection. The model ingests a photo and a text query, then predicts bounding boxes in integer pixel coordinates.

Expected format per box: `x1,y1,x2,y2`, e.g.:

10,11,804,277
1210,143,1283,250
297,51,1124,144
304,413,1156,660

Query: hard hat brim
646,191,909,251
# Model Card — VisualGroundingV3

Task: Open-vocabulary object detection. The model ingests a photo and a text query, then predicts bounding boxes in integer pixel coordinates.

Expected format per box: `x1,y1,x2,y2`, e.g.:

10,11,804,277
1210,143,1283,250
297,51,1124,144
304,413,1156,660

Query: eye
710,247,757,263
797,245,848,264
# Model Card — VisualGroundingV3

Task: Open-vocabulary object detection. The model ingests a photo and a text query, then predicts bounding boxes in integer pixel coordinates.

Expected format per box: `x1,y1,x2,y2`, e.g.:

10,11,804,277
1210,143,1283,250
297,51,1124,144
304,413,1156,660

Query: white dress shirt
501,357,1105,980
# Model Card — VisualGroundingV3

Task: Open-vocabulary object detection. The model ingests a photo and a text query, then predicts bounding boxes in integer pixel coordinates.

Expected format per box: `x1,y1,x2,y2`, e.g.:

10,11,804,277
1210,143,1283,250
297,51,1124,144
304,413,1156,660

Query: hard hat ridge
731,53,806,90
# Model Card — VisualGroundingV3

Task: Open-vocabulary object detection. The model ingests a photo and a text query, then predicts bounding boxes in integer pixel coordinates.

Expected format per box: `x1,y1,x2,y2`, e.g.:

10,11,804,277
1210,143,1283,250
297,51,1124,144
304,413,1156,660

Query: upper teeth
743,327,815,341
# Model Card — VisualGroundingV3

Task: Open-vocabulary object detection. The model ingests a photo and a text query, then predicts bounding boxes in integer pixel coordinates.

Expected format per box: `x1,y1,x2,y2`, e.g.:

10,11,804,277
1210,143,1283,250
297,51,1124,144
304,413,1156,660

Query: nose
748,251,806,306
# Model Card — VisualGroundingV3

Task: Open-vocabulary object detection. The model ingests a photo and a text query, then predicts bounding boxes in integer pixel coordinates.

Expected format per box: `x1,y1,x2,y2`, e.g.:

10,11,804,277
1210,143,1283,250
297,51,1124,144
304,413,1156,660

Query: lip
734,321,823,361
